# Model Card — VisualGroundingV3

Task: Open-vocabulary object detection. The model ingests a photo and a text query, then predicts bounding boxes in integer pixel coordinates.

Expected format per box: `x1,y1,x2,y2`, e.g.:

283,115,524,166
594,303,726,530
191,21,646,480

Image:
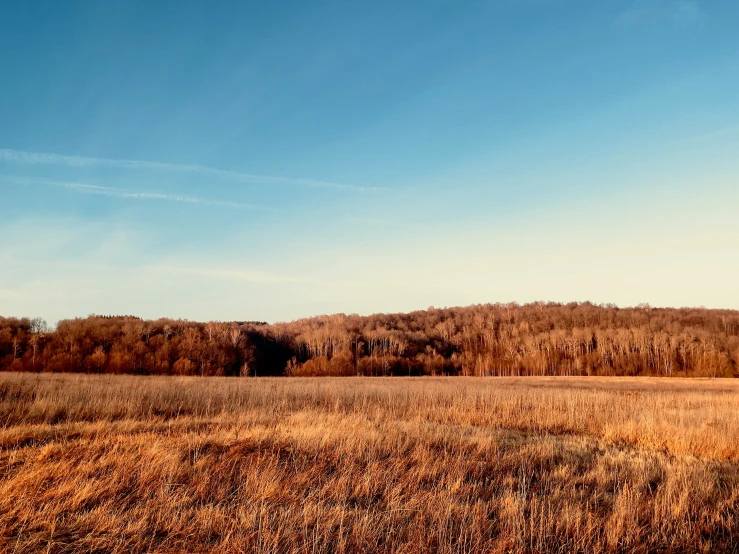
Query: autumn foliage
1,302,738,377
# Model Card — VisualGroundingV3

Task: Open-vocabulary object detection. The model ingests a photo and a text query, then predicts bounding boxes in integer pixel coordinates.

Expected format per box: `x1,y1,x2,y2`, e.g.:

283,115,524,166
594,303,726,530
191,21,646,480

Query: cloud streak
614,0,706,30
146,264,308,284
0,148,383,192
673,0,706,30
2,176,258,210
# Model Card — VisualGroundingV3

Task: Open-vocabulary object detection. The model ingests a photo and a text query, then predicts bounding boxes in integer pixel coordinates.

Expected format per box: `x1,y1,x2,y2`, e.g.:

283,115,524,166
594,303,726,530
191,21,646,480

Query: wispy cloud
345,216,391,225
672,0,705,30
614,0,706,31
0,148,383,192
147,264,308,284
2,176,258,209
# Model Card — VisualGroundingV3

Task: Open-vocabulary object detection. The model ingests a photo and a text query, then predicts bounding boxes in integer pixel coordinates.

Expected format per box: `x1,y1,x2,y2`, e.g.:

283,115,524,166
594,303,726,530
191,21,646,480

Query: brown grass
1,374,738,553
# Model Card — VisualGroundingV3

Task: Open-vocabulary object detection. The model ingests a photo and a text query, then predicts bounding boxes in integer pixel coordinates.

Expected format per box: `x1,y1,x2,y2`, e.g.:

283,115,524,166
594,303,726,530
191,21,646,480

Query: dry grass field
1,374,738,553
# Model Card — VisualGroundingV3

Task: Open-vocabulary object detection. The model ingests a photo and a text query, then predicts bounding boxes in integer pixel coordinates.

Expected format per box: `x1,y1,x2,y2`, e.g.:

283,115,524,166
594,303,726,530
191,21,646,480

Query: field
1,374,738,553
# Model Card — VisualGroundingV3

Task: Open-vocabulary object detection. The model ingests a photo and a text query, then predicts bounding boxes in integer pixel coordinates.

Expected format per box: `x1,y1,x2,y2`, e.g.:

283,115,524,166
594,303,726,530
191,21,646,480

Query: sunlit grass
1,374,737,553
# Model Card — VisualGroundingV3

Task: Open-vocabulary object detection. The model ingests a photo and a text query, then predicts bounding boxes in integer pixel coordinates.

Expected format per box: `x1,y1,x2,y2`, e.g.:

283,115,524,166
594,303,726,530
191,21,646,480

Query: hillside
2,303,738,377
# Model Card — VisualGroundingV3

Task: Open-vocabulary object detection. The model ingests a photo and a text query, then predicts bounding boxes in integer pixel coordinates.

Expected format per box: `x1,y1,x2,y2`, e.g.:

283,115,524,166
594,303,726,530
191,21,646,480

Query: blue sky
1,0,738,324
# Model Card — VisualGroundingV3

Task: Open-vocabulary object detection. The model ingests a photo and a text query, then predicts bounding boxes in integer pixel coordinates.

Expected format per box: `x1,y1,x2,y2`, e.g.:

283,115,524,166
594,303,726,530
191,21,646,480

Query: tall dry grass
0,374,738,553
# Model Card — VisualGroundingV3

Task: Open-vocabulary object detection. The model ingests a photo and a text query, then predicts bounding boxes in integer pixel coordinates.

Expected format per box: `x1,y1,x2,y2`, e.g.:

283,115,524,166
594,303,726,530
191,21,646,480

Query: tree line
1,303,738,377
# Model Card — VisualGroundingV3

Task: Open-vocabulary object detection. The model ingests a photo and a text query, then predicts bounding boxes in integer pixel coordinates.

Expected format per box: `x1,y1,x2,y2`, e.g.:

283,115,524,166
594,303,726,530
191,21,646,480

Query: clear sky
1,0,738,325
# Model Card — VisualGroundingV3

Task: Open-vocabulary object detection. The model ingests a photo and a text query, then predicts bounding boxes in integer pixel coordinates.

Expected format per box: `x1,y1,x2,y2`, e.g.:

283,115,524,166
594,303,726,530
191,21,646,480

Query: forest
1,302,738,377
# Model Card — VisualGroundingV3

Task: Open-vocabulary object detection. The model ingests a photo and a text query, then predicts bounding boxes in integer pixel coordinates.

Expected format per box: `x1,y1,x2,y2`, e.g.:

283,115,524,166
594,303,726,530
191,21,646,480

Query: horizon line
5,300,736,328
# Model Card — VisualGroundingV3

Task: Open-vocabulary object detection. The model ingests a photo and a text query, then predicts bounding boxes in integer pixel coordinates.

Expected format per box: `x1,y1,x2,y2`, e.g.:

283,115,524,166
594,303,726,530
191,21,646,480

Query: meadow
0,374,738,553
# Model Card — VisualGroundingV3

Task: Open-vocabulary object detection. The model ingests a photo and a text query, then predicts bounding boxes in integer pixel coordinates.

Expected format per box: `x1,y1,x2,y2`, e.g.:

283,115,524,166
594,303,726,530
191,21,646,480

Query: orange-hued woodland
1,374,738,553
1,303,738,377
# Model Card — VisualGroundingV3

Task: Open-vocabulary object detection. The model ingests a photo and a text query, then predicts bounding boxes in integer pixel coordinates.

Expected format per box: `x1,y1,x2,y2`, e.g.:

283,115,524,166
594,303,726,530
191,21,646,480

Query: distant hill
1,303,738,377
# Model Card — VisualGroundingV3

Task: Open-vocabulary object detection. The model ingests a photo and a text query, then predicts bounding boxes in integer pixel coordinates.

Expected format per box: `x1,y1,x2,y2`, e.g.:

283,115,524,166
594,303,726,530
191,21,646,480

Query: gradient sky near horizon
1,0,738,325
